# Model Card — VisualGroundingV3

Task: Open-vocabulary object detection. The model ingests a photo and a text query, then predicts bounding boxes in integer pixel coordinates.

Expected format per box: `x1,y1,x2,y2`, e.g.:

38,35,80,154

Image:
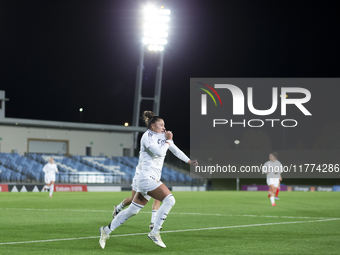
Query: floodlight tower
132,5,170,137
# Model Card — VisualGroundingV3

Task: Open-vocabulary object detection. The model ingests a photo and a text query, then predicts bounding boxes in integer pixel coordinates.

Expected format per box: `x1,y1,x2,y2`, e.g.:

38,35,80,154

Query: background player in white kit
42,157,59,197
99,111,198,249
112,163,161,230
262,152,282,206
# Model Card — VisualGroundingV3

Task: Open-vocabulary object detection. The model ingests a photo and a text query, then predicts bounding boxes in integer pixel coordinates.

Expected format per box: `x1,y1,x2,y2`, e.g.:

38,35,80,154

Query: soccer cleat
275,197,280,200
272,203,276,206
149,223,162,230
99,226,109,249
148,232,166,248
112,206,118,218
49,195,52,198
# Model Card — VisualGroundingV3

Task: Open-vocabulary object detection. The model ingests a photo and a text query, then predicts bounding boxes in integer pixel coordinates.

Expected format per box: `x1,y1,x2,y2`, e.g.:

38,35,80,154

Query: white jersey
139,129,190,180
135,162,141,175
131,163,141,191
43,162,59,176
262,160,282,179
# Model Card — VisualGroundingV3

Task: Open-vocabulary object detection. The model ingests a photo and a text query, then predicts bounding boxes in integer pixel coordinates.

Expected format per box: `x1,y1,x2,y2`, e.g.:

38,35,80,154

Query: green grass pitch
0,191,339,255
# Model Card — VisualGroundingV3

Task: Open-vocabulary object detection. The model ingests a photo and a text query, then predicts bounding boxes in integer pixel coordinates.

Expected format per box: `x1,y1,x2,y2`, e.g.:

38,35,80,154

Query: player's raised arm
168,139,197,166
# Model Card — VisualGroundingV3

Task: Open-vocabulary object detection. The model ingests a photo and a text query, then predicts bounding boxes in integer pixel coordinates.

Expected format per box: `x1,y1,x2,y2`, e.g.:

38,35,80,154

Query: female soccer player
262,152,282,206
99,111,198,249
112,163,161,230
42,157,59,197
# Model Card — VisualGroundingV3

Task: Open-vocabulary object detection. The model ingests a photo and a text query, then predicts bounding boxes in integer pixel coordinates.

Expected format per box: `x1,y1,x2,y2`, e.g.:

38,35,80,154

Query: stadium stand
71,155,124,174
0,153,194,184
0,153,43,182
0,165,12,182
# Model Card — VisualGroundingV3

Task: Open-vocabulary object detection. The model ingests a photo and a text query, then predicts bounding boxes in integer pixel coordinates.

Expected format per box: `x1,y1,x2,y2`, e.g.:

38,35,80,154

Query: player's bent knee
169,196,175,207
163,194,175,207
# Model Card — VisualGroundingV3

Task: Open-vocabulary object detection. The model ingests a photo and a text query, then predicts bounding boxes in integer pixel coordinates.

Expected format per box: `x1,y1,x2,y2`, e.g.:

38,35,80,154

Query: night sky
1,0,340,151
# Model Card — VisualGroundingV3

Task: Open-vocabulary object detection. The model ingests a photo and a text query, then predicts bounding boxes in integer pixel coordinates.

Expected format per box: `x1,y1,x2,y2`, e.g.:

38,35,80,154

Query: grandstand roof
0,116,146,133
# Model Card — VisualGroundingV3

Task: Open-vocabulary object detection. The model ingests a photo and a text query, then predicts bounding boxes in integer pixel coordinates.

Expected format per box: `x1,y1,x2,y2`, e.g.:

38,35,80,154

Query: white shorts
45,175,56,184
137,174,163,201
131,172,139,192
267,178,279,187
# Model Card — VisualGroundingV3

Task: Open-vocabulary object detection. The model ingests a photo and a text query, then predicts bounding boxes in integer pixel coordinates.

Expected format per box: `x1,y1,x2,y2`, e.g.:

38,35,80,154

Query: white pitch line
0,208,334,219
0,218,339,246
0,208,109,213
169,212,332,219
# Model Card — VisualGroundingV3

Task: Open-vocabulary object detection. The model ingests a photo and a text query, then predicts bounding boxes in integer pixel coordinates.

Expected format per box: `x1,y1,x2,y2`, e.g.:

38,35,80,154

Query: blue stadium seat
0,166,12,181
185,175,193,182
178,173,186,182
10,171,22,182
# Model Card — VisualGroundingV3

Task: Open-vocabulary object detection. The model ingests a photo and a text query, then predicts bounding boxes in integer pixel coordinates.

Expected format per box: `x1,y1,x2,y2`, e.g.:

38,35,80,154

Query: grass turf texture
0,191,339,255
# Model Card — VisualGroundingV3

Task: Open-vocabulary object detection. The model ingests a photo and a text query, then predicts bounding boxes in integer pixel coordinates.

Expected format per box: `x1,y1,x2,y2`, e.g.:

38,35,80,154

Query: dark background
1,0,340,152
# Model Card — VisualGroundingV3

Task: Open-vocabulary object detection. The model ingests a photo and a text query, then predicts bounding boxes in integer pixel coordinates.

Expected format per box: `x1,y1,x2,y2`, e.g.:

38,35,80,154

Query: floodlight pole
133,43,145,150
132,47,165,150
133,43,145,128
153,51,164,116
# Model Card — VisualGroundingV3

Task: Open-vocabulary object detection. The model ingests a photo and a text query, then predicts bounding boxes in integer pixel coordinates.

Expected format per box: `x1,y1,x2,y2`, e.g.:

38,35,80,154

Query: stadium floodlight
142,6,170,51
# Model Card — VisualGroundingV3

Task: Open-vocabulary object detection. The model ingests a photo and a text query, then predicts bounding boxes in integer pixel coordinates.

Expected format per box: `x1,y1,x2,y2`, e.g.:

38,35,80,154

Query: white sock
116,201,126,213
151,210,158,224
105,202,144,234
270,196,275,204
151,194,175,234
49,184,54,196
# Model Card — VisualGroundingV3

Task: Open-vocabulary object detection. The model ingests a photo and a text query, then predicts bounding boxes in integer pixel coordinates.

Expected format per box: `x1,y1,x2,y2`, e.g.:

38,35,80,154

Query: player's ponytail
142,111,161,129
